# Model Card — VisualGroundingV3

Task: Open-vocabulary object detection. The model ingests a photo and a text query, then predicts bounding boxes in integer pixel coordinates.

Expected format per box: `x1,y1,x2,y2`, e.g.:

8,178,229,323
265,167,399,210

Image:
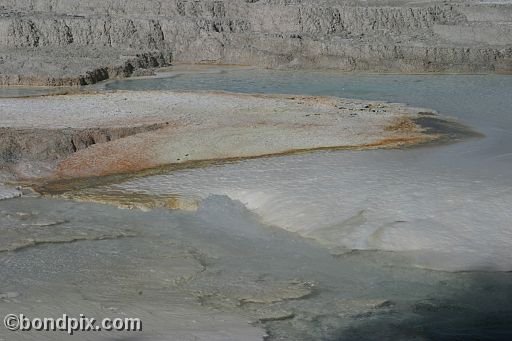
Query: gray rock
0,0,511,85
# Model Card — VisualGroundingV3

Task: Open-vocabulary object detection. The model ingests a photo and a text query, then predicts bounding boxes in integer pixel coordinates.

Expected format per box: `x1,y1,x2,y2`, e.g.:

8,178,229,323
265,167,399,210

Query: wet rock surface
0,123,169,163
2,196,510,340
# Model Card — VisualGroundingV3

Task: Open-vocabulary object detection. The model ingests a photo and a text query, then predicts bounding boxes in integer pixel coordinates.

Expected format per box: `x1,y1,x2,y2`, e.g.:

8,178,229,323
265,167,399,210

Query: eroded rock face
0,123,169,163
0,0,511,85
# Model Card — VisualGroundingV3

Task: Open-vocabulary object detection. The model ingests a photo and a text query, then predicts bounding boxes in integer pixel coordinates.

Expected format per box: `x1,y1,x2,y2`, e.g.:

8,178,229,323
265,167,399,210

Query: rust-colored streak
55,141,158,179
364,135,433,148
384,117,419,133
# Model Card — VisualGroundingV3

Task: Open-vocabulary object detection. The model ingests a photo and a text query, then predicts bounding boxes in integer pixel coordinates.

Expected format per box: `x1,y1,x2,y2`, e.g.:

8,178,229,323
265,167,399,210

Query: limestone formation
0,91,443,182
0,0,511,85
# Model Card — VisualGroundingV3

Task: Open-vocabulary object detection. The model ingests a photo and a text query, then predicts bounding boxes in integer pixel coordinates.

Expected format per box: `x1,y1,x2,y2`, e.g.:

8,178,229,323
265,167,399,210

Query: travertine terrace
0,90,441,182
1,0,511,86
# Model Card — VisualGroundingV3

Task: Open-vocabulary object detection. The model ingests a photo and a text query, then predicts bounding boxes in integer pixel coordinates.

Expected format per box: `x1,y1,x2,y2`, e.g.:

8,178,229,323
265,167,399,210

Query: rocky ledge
0,90,456,188
0,0,511,86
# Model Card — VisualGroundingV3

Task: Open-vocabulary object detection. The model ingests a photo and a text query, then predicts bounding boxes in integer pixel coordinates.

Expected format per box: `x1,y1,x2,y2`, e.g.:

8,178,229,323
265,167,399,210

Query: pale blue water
103,70,512,272
2,69,512,340
102,69,512,338
105,69,512,129
106,69,512,180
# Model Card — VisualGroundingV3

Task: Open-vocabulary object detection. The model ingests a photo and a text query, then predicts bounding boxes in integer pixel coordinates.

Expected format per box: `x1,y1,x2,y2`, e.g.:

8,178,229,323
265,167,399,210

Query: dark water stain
264,271,512,341
414,116,484,144
335,272,512,341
